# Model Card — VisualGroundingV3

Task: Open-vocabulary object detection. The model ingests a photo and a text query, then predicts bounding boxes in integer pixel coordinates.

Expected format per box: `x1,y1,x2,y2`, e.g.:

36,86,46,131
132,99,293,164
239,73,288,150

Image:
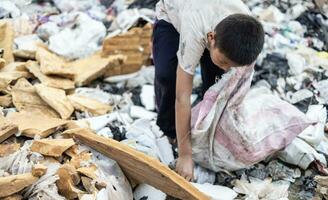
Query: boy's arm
175,66,194,181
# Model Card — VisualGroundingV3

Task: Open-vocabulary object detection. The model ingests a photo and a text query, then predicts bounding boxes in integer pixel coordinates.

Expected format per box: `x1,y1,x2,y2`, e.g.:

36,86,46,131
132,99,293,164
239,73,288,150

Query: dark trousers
153,20,224,139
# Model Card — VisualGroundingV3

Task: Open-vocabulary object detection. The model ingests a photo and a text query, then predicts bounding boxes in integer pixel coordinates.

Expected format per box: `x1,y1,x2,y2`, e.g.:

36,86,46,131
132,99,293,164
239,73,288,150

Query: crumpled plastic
233,175,290,200
133,183,166,200
192,182,237,200
48,12,106,60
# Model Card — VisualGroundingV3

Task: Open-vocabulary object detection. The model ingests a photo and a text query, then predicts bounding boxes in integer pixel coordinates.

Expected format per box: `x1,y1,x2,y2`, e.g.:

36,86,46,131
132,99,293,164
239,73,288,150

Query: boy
153,0,264,180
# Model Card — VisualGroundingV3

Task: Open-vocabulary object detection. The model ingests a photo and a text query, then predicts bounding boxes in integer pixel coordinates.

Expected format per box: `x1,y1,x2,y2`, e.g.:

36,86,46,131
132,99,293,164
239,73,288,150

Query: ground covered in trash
0,0,328,200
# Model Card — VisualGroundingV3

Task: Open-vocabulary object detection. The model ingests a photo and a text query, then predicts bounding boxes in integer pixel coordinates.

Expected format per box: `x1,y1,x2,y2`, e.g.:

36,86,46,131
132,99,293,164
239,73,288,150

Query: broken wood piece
57,164,84,199
68,94,111,116
11,78,60,118
68,53,124,86
77,164,97,179
0,94,12,107
0,173,38,198
0,143,20,157
32,164,48,177
65,128,210,200
25,61,74,90
81,176,97,194
0,62,26,72
0,58,5,70
35,84,74,119
6,112,66,138
65,144,79,158
31,138,75,157
36,46,74,78
69,151,92,169
0,117,18,143
1,194,23,200
0,20,14,64
0,71,32,91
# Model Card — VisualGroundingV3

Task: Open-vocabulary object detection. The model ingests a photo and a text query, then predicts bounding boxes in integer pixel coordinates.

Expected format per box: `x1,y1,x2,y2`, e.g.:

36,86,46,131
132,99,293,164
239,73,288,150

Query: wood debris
0,21,14,63
25,61,74,90
36,46,74,78
102,24,152,76
56,164,84,199
35,84,74,119
81,176,97,194
11,78,60,118
0,71,32,91
0,173,38,198
0,58,5,70
0,94,12,107
69,151,92,169
31,138,75,157
6,112,66,138
0,117,18,143
77,164,97,179
0,62,27,72
68,53,124,86
32,164,48,177
0,143,20,157
68,94,112,116
1,194,23,200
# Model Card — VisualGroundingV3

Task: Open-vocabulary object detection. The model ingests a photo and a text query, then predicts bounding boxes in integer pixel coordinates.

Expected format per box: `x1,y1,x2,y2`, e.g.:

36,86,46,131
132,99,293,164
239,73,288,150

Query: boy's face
207,32,237,71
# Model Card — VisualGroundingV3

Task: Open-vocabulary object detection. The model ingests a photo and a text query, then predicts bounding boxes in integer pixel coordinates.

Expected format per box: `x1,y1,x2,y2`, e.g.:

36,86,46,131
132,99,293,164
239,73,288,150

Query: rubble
0,173,39,198
0,0,327,199
30,139,75,157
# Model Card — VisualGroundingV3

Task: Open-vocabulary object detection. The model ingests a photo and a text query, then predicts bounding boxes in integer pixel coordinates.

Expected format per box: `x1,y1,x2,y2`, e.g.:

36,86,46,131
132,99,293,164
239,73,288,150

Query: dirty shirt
156,0,251,75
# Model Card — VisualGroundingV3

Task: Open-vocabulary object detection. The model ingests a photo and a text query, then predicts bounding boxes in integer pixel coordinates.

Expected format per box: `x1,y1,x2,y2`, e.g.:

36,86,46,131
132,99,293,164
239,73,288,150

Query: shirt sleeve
177,11,206,75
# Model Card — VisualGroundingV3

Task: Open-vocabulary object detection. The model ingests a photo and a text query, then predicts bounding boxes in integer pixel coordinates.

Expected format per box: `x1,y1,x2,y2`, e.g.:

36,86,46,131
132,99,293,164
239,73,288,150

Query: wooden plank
0,117,18,143
65,128,210,200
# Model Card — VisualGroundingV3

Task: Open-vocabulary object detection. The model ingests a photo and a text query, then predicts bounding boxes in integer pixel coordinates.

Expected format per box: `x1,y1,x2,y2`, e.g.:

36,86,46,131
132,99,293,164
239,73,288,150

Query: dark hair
215,14,264,65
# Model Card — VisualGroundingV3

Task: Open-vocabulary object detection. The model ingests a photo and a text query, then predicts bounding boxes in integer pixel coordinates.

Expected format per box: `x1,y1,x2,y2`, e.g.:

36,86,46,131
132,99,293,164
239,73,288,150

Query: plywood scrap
32,164,47,177
81,176,97,194
36,47,74,78
31,138,75,157
77,164,97,179
0,143,20,157
69,53,124,86
35,84,74,119
0,62,27,72
68,94,111,116
56,164,84,199
25,61,74,90
65,128,210,200
1,194,23,200
0,117,18,143
0,20,14,63
6,112,66,138
0,173,38,198
11,79,60,118
0,94,12,107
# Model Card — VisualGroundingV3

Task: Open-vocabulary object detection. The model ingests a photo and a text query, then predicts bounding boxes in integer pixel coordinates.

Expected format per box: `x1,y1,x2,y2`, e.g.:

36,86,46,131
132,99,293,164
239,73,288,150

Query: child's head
207,14,264,71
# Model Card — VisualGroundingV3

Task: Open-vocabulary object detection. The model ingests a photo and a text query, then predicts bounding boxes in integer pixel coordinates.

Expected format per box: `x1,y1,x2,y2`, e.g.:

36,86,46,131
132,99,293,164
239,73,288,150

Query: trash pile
0,0,328,199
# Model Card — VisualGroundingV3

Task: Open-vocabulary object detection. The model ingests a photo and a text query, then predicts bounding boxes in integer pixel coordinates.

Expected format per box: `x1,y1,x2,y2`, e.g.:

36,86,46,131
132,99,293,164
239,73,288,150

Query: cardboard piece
65,128,210,200
0,143,20,157
0,20,14,63
31,138,75,157
77,164,97,179
68,94,111,116
0,117,18,143
68,53,124,86
0,94,12,107
35,84,74,119
32,164,48,177
36,47,74,78
11,78,60,118
0,173,38,198
56,164,84,199
25,61,74,90
6,112,67,138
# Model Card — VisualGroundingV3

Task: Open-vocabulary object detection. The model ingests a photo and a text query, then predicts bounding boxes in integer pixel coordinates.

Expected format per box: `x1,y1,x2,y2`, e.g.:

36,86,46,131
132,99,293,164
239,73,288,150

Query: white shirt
156,0,251,75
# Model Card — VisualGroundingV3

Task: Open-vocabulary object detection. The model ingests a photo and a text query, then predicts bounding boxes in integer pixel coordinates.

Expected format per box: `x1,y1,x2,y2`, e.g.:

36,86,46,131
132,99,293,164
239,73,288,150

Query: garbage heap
0,0,328,200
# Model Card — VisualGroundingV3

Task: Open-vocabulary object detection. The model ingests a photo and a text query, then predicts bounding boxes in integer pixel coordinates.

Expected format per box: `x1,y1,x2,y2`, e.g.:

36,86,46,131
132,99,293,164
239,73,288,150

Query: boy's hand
176,155,194,181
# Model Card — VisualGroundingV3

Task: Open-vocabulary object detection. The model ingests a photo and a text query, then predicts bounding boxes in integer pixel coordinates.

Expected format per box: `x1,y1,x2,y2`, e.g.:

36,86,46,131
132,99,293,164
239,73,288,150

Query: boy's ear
207,32,215,42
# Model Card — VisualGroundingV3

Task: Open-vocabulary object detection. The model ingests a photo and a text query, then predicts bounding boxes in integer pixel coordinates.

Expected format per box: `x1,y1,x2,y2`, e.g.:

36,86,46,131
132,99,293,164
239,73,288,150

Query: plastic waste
192,183,237,200
134,184,166,200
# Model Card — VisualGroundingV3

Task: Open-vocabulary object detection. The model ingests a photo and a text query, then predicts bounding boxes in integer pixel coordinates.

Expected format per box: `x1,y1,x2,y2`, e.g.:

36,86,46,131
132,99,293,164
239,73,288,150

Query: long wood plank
65,128,210,200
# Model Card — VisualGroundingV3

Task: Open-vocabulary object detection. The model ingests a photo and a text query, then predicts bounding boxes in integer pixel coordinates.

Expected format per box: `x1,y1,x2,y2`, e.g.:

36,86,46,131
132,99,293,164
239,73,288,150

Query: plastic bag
191,66,311,171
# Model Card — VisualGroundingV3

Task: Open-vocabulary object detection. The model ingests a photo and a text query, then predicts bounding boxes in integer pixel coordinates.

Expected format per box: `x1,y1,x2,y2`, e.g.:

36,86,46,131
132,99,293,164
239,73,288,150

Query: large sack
191,66,312,171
